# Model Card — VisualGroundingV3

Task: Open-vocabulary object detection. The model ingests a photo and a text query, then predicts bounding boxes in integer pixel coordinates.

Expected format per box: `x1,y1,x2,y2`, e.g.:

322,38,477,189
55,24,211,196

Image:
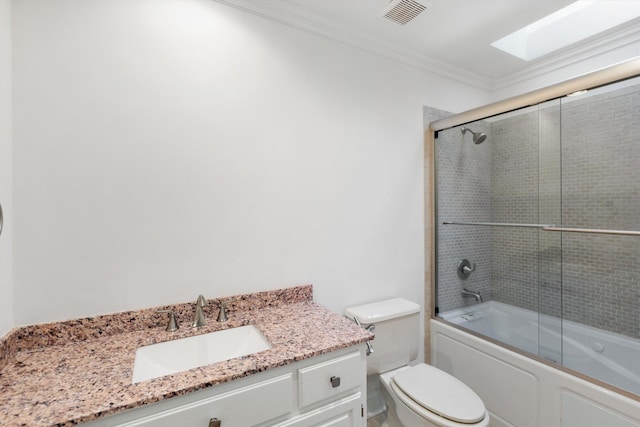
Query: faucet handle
457,259,476,279
463,263,476,274
217,298,236,322
157,310,179,332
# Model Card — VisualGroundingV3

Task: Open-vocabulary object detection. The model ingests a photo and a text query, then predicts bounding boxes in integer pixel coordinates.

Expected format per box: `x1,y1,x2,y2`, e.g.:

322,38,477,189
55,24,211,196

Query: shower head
461,126,487,144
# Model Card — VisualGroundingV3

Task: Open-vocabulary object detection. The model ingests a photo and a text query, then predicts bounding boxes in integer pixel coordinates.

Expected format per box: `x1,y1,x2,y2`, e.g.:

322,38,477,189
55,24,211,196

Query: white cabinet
86,345,366,427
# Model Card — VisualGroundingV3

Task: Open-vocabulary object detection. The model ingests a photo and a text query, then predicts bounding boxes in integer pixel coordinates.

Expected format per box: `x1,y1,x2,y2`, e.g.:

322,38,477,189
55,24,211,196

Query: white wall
11,0,489,327
0,0,13,337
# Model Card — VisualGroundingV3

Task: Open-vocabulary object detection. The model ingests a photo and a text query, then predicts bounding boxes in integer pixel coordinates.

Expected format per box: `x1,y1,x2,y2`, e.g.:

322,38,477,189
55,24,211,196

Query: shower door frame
426,57,640,402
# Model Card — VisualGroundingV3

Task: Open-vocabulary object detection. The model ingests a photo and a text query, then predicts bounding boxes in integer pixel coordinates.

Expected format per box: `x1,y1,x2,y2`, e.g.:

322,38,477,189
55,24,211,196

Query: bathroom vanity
0,285,371,427
86,347,366,427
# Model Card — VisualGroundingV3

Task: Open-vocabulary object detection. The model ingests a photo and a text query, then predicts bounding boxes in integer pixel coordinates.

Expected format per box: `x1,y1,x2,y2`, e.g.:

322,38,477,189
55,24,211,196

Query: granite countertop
0,285,372,427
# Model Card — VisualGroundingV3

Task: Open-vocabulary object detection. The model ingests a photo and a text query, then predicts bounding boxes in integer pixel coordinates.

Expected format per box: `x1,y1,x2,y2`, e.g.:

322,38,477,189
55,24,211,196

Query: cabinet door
272,393,364,427
119,374,292,427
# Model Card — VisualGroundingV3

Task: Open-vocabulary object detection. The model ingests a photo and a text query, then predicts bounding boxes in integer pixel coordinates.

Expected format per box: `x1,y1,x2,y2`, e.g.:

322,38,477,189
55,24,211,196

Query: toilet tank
345,298,420,375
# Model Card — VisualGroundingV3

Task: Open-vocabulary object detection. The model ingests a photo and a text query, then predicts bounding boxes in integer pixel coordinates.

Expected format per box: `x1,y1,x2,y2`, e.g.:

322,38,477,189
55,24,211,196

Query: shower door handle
541,226,640,236
0,201,3,237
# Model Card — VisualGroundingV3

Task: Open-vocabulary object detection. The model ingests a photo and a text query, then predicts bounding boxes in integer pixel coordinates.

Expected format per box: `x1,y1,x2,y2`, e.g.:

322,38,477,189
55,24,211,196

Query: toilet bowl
380,365,489,427
345,298,489,427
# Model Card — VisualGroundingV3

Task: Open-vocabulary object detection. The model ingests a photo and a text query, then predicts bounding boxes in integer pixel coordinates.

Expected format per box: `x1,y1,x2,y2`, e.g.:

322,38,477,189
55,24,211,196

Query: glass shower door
433,71,640,397
434,101,564,364
537,99,563,364
557,76,640,395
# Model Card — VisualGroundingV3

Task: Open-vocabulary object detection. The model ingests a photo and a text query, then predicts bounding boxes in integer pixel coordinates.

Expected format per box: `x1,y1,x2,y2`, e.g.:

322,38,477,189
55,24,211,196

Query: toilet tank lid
345,298,420,323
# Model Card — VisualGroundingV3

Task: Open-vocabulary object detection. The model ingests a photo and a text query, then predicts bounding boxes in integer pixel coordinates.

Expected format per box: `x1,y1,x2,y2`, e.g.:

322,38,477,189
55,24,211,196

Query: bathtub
432,301,640,427
440,301,640,395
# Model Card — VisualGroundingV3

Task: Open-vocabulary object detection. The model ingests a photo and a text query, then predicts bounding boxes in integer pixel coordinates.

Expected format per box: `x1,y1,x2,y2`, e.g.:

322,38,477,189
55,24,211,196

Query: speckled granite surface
0,285,372,427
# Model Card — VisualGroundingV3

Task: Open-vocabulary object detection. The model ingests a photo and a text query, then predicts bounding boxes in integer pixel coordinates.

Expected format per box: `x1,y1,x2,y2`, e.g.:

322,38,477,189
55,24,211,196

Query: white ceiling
217,0,640,91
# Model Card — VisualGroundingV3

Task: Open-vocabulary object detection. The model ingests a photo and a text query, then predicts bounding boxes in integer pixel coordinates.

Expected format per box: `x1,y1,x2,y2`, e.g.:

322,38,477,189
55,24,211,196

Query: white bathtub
440,301,640,395
432,302,640,427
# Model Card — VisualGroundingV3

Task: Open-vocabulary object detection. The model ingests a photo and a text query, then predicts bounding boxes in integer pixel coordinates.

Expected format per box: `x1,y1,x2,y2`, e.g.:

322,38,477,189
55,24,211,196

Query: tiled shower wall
560,85,640,338
432,80,640,338
490,108,541,314
490,101,563,320
431,109,492,313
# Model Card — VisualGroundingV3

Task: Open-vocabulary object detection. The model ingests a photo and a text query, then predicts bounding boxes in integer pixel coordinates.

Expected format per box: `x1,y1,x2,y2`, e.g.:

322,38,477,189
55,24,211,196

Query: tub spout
462,288,483,303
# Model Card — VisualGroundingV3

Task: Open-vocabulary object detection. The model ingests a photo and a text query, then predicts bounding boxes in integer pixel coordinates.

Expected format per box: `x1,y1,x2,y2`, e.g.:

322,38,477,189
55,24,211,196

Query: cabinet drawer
120,373,293,427
298,351,362,408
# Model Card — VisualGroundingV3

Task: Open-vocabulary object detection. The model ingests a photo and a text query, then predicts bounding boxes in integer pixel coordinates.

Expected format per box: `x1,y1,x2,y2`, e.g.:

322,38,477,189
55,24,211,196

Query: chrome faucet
462,288,483,303
192,295,207,327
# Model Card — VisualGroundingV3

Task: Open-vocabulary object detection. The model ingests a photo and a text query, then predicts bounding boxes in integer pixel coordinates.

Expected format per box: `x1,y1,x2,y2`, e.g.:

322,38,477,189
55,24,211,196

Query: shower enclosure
431,63,640,399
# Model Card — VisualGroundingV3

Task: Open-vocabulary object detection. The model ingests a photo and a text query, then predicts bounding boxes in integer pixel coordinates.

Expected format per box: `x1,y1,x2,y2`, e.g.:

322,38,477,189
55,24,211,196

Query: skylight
491,1,640,61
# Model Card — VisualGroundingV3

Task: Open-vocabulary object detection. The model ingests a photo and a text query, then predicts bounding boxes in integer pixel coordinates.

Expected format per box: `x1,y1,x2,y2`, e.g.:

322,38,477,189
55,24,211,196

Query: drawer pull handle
330,376,341,388
209,418,221,427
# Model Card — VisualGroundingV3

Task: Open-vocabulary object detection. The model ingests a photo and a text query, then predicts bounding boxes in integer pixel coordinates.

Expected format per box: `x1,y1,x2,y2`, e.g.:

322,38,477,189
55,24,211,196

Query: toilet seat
391,363,487,425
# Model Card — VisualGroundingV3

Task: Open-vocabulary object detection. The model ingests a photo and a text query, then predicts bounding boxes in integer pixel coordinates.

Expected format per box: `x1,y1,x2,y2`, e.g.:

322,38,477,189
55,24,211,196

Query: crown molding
491,21,640,92
216,0,640,95
215,0,494,91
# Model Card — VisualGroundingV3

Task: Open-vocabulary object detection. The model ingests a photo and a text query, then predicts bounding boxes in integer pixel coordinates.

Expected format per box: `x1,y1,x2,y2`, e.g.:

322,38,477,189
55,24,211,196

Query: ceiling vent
380,0,428,26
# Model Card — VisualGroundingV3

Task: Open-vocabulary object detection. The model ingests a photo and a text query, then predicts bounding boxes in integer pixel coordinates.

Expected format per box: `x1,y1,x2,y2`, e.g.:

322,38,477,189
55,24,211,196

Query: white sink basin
132,325,271,383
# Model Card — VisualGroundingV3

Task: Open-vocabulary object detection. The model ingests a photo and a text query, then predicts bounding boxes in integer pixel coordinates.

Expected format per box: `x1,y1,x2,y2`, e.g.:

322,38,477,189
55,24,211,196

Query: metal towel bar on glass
442,221,640,237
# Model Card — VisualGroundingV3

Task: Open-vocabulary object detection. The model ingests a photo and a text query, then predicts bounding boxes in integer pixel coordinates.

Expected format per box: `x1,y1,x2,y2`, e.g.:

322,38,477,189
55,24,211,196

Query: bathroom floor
367,413,387,427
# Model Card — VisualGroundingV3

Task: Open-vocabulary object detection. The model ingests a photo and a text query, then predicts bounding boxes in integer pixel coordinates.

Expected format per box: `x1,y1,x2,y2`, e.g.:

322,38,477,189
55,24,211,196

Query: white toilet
345,298,489,427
